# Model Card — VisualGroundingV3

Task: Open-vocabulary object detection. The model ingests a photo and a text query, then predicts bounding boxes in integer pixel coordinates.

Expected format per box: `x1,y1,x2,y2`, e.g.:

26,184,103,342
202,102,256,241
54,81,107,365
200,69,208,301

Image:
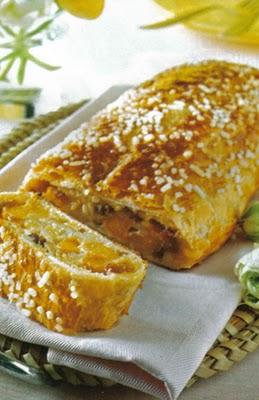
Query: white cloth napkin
0,88,253,399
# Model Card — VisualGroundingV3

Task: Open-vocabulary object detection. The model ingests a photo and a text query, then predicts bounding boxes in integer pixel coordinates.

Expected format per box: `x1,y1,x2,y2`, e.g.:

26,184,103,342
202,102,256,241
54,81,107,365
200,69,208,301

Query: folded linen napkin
0,251,244,399
0,88,252,399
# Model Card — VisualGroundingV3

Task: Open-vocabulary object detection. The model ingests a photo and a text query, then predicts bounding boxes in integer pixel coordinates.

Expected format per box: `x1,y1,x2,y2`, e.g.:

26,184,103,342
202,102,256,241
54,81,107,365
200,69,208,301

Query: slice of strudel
0,192,146,334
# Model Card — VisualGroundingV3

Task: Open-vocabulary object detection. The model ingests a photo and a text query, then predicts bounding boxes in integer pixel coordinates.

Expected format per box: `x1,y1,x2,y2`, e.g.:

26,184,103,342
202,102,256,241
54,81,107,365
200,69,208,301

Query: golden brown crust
0,192,146,333
23,60,259,269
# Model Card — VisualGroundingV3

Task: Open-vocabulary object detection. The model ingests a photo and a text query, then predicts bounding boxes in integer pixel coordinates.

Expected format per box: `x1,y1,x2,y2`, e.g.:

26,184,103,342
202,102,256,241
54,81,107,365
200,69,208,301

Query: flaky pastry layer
0,192,146,333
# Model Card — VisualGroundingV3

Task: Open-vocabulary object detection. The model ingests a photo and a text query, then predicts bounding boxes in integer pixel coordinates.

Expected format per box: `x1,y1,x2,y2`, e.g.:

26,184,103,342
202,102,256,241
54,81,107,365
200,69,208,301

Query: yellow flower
146,0,259,45
56,0,105,19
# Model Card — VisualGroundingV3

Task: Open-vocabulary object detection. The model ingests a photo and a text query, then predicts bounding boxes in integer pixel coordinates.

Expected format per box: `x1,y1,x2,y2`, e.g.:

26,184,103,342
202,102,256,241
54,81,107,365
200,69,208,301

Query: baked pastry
22,61,259,269
0,192,146,334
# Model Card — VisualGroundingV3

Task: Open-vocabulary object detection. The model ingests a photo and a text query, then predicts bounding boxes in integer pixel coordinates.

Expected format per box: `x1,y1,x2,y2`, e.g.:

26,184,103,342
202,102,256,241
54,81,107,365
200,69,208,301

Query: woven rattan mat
0,102,258,390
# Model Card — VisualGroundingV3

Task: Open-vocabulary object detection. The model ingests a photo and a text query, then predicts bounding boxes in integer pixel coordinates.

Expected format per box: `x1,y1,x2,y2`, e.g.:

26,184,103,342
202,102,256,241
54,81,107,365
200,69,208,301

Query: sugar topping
0,231,66,331
37,271,50,288
32,61,259,215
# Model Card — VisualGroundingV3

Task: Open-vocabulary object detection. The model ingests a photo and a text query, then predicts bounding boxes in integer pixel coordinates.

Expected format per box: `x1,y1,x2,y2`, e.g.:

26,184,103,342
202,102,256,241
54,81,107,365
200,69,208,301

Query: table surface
0,1,259,399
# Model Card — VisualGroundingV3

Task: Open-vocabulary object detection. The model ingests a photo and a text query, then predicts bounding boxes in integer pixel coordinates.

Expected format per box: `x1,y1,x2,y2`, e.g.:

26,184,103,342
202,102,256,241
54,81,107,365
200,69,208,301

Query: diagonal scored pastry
22,61,259,270
0,192,146,334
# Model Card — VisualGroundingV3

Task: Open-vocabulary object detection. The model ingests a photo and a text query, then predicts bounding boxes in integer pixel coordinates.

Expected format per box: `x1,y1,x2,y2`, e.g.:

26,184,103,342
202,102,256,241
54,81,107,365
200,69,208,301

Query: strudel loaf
0,192,146,333
22,61,259,269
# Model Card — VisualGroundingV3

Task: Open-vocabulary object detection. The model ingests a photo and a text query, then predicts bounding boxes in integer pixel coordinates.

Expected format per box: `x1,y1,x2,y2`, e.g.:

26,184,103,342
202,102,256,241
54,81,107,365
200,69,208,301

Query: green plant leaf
27,39,42,48
17,57,27,84
0,23,16,37
26,18,55,38
241,201,259,241
0,52,15,63
28,53,60,71
0,11,62,84
0,41,16,49
235,249,259,310
0,56,16,81
243,202,259,219
141,5,221,29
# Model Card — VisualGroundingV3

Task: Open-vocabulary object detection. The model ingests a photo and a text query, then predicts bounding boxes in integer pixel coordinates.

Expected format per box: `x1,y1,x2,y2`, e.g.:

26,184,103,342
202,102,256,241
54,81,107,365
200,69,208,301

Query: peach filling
89,202,179,264
0,199,137,275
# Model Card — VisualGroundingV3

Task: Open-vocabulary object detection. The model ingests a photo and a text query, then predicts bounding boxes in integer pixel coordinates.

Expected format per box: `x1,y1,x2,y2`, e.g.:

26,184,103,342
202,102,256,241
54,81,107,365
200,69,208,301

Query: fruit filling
0,196,137,274
83,200,180,265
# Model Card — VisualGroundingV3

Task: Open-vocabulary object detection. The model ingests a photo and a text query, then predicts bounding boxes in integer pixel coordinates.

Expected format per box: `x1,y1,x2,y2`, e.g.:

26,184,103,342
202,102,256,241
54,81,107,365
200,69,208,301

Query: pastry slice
0,192,146,334
22,61,259,269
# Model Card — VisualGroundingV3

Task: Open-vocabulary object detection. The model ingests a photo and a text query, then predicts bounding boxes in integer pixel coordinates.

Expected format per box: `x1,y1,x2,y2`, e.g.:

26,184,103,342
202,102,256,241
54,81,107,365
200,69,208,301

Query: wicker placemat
0,103,258,391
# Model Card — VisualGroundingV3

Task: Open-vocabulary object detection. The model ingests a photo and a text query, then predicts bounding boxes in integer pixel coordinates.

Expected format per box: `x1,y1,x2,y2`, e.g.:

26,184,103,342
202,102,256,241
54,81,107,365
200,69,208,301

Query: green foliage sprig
0,15,61,84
